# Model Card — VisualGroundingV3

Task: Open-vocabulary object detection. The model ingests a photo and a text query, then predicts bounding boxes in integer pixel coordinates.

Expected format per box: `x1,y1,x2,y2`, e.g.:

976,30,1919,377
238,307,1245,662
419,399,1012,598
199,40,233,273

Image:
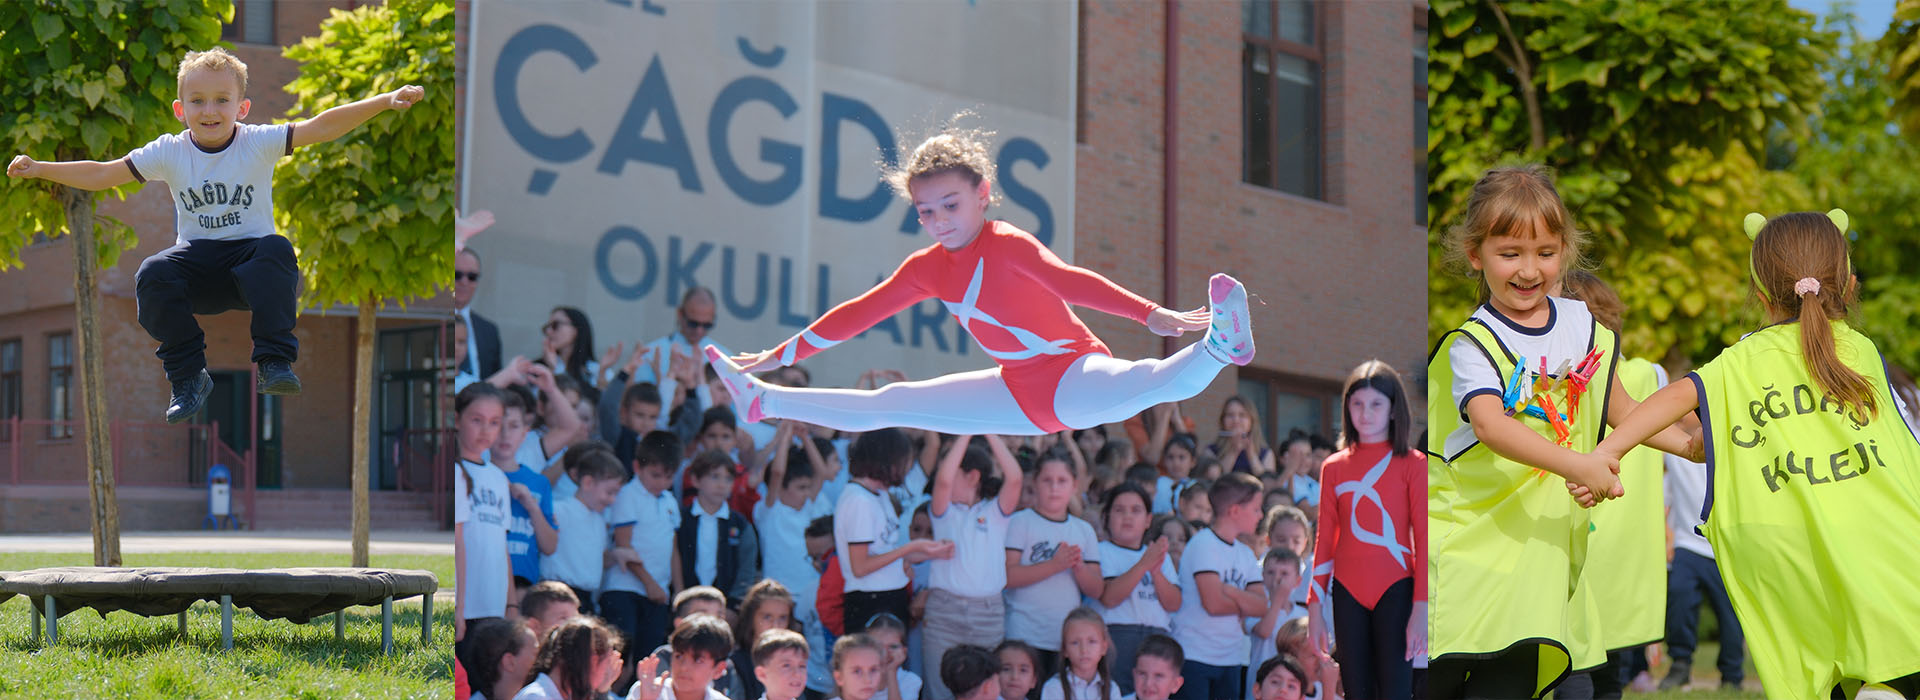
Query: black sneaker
1659,659,1691,691
166,369,213,424
257,359,302,395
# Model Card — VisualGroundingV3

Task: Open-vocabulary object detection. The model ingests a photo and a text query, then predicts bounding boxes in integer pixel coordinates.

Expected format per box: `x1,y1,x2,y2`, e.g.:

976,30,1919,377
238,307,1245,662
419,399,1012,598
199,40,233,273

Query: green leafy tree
1888,0,1920,136
274,0,454,566
1428,0,1835,367
0,0,232,565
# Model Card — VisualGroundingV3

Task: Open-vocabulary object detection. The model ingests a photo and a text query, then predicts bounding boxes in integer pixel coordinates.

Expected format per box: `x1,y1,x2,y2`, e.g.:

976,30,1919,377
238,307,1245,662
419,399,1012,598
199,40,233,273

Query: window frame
1242,0,1327,198
47,332,72,440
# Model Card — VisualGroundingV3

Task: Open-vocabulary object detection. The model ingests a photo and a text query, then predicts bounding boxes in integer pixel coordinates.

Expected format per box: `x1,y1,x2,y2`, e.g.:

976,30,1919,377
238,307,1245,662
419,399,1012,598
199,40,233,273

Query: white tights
760,341,1228,435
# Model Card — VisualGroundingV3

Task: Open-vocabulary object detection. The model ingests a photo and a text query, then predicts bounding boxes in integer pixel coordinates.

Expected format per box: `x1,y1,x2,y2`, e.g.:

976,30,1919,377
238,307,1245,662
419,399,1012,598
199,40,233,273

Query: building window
222,0,275,45
1,338,19,442
1243,0,1322,199
1235,370,1341,454
48,333,71,439
1415,6,1429,225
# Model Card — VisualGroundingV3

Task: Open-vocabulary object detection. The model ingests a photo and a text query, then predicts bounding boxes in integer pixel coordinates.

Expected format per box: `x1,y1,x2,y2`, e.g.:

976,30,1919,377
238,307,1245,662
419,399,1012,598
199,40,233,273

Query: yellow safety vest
1426,314,1618,696
1566,357,1667,663
1691,321,1920,699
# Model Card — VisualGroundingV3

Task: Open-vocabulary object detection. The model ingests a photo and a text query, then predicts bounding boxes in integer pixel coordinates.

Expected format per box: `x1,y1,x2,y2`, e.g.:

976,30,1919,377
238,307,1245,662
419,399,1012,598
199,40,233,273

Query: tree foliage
274,0,455,308
0,0,233,267
1888,0,1920,136
1428,0,1837,367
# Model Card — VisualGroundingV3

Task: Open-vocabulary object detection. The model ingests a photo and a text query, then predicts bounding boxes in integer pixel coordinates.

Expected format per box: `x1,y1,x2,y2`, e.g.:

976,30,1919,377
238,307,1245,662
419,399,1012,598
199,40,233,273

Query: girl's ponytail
1795,279,1876,423
1750,211,1877,423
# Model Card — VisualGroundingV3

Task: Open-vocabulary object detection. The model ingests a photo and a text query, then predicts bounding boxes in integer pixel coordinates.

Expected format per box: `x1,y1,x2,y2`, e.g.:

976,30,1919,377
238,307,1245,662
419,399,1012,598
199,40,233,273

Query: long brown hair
1338,360,1414,456
529,616,622,700
1054,607,1114,700
1210,395,1270,461
1750,212,1875,421
1442,164,1589,303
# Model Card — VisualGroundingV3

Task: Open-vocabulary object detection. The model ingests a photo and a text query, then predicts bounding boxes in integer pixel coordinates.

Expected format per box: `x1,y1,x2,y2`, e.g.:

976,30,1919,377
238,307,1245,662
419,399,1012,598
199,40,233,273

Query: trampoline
0,567,440,653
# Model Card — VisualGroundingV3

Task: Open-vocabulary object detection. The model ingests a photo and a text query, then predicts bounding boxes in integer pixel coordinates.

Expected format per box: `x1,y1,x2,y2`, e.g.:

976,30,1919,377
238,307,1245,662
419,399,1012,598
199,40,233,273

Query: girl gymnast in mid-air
707,118,1255,436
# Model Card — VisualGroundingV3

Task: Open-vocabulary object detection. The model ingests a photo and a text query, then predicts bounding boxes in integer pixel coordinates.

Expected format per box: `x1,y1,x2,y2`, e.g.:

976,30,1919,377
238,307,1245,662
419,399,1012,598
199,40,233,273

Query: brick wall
1075,0,1427,439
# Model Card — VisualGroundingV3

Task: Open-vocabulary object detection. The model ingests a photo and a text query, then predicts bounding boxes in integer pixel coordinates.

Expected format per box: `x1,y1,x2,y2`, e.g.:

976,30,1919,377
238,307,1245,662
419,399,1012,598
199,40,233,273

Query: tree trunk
352,296,374,567
63,185,120,567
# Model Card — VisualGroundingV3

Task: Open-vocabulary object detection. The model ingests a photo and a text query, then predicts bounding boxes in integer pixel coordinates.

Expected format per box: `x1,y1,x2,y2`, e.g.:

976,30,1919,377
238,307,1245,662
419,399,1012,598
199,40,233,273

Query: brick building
1074,0,1428,444
453,0,1426,455
0,0,451,532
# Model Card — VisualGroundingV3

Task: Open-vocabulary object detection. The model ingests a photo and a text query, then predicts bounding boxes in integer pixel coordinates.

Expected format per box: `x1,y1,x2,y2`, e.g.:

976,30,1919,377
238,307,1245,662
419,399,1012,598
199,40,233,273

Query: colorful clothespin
1503,356,1533,417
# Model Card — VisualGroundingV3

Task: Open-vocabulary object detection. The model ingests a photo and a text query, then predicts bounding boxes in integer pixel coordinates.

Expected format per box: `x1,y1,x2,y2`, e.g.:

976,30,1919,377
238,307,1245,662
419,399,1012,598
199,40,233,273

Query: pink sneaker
1207,273,1255,366
705,346,769,422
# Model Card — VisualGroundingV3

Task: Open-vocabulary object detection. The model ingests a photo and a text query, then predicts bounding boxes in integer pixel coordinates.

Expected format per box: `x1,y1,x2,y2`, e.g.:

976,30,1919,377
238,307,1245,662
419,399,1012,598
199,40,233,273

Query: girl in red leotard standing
1307,360,1427,700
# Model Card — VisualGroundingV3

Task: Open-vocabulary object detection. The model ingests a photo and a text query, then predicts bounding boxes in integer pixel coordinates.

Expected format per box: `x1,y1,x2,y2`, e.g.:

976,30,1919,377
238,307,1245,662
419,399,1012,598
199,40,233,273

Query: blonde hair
178,47,250,96
1442,165,1588,303
1750,212,1875,422
882,112,1000,205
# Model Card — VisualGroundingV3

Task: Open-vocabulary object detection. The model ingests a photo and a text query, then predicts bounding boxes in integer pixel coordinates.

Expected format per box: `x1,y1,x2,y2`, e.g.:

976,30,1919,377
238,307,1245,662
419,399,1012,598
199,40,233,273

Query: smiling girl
708,116,1254,436
1426,165,1697,698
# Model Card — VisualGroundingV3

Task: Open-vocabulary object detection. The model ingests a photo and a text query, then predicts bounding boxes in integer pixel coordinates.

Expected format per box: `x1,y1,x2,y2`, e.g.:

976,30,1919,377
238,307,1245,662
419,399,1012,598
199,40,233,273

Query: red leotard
765,221,1158,432
1309,441,1428,609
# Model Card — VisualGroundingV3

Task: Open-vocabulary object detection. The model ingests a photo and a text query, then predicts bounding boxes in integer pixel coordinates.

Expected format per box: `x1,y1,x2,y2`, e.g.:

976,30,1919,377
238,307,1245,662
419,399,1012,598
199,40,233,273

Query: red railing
391,427,454,525
1,415,257,527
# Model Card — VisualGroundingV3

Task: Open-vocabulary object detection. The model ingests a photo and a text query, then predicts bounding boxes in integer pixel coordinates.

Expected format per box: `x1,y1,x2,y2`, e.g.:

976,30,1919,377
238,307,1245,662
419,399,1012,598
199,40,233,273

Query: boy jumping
8,47,423,422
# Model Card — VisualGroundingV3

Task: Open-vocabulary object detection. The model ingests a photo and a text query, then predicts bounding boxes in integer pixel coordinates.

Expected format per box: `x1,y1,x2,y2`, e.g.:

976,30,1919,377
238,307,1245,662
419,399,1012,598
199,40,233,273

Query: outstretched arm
1604,372,1697,458
1465,393,1622,501
290,86,425,148
731,255,931,372
7,156,137,191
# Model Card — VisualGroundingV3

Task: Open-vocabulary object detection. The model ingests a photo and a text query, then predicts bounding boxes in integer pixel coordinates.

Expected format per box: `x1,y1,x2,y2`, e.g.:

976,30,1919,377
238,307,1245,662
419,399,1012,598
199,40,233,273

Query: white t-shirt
456,460,511,619
1095,541,1178,629
930,498,1015,597
541,495,608,591
1245,601,1308,693
1004,509,1100,651
760,496,832,610
1289,473,1321,507
125,122,291,244
602,480,678,593
512,673,563,700
872,669,922,700
1038,672,1125,700
836,482,908,592
1443,297,1597,457
1172,528,1262,666
1151,476,1190,514
689,499,731,586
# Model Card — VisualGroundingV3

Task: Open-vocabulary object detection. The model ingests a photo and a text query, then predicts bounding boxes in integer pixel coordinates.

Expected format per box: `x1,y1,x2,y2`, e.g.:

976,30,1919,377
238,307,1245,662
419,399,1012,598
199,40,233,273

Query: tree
0,0,233,566
1427,0,1835,367
1888,0,1920,136
274,0,454,566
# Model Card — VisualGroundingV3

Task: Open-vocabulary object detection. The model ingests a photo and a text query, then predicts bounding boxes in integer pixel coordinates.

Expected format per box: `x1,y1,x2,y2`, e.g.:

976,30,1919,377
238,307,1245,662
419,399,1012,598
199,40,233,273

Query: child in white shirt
922,434,1024,700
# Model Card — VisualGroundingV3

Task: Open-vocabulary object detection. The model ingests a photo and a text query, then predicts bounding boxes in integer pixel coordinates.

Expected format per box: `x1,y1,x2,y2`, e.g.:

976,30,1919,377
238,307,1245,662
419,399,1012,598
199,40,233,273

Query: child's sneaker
705,346,769,422
257,359,302,395
1206,273,1255,366
166,369,213,424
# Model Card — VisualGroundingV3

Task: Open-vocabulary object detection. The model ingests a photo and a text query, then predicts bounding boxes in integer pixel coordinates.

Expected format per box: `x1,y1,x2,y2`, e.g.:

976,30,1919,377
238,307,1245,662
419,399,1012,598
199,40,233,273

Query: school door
206,370,283,489
374,324,447,492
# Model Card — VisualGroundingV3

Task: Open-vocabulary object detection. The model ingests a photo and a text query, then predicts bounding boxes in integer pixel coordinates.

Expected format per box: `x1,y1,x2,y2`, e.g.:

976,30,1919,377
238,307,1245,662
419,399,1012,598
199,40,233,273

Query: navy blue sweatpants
135,234,299,384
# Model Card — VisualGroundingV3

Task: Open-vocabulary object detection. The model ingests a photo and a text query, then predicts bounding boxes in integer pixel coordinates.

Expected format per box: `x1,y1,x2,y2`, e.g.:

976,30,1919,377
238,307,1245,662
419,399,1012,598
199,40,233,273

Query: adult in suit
455,246,502,380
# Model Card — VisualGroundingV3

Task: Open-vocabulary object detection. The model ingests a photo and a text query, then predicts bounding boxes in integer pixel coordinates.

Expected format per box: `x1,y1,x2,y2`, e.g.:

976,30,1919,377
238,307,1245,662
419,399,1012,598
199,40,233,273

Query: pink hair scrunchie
1794,277,1821,297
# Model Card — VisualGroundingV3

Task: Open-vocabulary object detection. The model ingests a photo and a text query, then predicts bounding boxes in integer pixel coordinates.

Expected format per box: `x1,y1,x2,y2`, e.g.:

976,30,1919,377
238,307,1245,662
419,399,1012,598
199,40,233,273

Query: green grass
0,551,453,699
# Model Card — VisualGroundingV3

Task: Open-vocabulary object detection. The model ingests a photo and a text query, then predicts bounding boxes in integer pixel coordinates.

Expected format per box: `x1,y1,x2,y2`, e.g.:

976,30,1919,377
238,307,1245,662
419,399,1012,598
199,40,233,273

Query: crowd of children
453,348,1428,700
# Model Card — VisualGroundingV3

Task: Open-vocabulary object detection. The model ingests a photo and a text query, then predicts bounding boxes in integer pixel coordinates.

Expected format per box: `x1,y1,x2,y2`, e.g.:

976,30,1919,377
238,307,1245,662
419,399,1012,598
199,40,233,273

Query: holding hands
1564,448,1624,508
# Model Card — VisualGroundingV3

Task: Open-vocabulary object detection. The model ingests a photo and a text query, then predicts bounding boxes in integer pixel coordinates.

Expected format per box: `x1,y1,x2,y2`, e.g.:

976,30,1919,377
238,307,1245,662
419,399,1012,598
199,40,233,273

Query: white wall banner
463,0,1076,387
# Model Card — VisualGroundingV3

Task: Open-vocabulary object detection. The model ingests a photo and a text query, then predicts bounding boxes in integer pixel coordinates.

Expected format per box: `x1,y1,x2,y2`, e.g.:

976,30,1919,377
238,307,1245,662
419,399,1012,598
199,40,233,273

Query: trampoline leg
335,610,344,642
45,596,56,645
220,595,233,651
382,596,394,656
178,610,187,639
29,598,39,646
421,594,432,646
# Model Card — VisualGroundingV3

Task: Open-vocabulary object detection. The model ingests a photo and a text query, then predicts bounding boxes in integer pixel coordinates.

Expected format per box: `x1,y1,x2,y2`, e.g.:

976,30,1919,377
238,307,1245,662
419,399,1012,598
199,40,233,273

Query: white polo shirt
929,498,1015,597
